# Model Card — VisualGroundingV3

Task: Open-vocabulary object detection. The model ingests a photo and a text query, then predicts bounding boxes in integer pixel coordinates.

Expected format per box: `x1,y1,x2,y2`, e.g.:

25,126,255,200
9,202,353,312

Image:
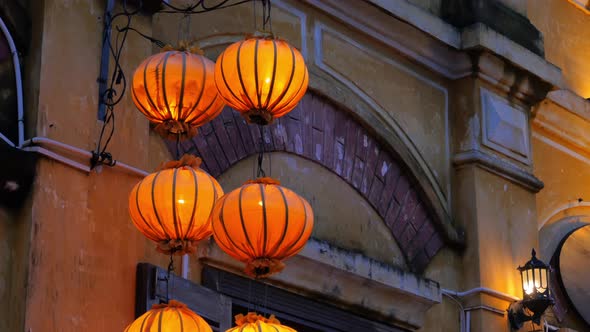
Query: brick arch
167,92,444,273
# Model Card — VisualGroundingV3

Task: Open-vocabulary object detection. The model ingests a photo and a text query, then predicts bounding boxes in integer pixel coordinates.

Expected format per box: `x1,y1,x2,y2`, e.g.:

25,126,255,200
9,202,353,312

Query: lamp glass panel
524,269,534,295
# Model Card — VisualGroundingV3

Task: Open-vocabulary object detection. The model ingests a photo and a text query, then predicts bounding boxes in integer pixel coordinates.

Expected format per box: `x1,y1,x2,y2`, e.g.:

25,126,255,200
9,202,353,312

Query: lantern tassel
154,120,198,141
150,299,188,310
243,108,274,125
156,238,203,256
245,258,285,278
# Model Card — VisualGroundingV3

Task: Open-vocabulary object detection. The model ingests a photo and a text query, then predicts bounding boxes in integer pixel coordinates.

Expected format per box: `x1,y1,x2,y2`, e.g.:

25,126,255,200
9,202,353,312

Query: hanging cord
262,0,272,33
177,12,191,44
176,133,182,160
253,0,257,31
166,253,175,303
256,125,266,178
263,282,269,317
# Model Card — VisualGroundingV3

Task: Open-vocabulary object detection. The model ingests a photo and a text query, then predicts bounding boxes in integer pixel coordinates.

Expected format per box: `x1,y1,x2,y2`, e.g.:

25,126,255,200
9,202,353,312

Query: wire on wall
92,0,267,170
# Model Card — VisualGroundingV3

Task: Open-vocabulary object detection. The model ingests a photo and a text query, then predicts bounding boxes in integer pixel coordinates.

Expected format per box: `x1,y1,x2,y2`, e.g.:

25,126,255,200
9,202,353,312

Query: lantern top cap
244,177,281,186
517,248,550,271
161,41,205,55
151,299,188,310
156,154,203,171
244,31,297,44
235,312,281,326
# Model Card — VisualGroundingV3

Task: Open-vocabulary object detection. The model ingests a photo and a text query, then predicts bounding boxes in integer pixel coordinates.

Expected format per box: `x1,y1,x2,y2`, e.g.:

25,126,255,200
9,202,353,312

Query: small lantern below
508,249,554,330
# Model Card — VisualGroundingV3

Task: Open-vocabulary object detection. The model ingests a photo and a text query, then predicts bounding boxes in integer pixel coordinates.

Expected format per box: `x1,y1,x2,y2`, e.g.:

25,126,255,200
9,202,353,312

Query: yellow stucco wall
7,0,571,331
528,0,590,98
18,0,173,330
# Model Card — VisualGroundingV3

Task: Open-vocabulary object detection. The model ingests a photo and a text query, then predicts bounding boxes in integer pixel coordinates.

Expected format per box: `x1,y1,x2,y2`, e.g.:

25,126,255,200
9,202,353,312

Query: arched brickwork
167,92,444,273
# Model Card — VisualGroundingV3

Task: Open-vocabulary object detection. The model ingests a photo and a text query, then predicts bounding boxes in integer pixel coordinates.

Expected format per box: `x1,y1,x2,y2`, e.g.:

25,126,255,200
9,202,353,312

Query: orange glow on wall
226,313,296,332
129,155,223,255
214,35,308,125
132,47,225,140
125,300,212,332
210,177,313,278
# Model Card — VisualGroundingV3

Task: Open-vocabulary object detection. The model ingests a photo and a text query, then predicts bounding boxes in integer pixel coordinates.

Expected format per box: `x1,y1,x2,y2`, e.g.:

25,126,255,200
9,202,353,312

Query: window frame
135,263,409,332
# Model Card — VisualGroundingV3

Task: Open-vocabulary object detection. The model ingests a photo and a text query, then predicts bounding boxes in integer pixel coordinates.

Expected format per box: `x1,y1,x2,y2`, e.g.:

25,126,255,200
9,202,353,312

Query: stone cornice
200,238,441,330
453,150,544,192
533,90,590,154
301,0,563,103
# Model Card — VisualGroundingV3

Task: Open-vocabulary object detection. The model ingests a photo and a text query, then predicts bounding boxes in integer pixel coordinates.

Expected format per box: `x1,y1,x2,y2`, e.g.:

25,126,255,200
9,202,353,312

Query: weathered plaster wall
0,0,43,330
533,136,590,228
527,0,590,98
215,152,408,268
21,0,172,331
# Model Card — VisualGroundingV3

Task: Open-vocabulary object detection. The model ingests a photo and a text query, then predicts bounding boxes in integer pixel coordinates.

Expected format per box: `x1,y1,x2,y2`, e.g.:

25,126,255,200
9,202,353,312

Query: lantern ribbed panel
210,179,313,277
132,50,225,139
129,164,223,255
125,300,212,332
214,36,308,125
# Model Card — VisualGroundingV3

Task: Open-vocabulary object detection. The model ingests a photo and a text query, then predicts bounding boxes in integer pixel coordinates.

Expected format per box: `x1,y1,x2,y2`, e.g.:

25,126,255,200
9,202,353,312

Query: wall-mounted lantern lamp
508,249,554,330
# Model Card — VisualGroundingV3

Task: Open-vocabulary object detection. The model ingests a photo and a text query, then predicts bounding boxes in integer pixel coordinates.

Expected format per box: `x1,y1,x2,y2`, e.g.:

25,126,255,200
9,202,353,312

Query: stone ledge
533,90,590,155
453,149,544,192
441,0,544,56
199,238,441,330
303,0,562,97
462,23,563,91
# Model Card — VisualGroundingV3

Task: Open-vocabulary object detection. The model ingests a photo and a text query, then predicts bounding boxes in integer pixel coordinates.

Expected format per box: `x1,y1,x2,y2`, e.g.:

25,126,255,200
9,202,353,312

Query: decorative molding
272,0,308,60
301,0,471,80
480,88,531,165
441,0,544,56
200,238,441,330
463,25,562,95
453,150,544,192
313,22,452,212
300,0,562,98
533,90,590,157
567,0,590,14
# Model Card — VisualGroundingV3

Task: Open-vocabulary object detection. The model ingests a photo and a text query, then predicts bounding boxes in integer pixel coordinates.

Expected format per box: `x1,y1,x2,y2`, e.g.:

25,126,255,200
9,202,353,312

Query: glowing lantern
129,154,223,255
214,35,308,125
131,45,225,140
226,312,296,332
211,178,313,278
125,300,212,332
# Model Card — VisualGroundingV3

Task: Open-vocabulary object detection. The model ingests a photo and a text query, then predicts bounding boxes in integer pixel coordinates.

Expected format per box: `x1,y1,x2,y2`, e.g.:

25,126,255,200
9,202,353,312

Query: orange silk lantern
132,45,225,140
125,300,212,332
226,313,296,332
210,178,313,278
214,35,308,125
129,154,223,255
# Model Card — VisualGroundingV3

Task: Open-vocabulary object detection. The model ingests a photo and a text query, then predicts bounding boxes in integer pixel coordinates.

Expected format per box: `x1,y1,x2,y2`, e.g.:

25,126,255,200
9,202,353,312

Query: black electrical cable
93,0,263,169
160,0,256,14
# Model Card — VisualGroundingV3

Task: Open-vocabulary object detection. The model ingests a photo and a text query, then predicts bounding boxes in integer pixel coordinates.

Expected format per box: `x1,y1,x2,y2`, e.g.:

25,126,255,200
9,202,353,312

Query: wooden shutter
134,263,233,331
202,266,409,332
